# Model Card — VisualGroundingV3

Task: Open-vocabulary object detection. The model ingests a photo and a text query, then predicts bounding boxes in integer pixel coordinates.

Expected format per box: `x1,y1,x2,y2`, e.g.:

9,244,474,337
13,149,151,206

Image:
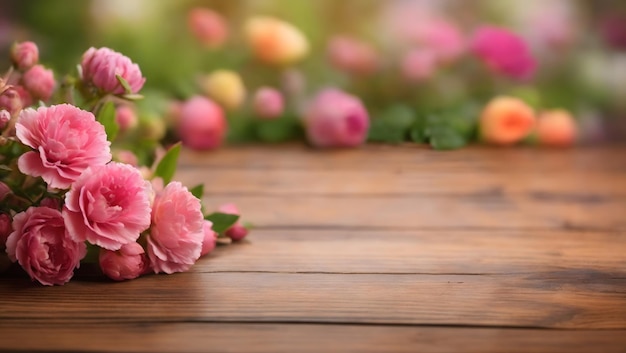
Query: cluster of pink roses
0,43,248,286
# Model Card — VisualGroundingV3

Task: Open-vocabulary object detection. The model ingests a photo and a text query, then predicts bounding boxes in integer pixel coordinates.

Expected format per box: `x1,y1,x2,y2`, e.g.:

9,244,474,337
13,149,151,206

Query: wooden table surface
1,145,625,352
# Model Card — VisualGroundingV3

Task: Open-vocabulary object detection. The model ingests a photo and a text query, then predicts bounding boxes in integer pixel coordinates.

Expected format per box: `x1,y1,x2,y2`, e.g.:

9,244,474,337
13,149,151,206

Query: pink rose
99,242,149,281
63,162,152,251
200,220,217,256
471,26,536,81
304,88,370,148
6,207,86,286
177,96,227,151
253,87,284,119
147,182,204,274
218,203,248,242
81,47,146,95
11,41,39,70
16,104,112,189
22,64,55,101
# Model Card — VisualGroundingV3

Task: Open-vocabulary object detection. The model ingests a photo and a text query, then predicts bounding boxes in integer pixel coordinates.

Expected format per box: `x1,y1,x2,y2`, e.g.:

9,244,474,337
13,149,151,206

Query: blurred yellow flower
244,16,309,66
200,70,246,110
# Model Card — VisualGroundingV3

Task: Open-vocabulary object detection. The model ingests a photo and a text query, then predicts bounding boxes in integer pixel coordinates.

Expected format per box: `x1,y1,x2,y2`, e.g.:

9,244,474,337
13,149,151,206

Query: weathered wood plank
191,229,626,275
175,167,626,196
178,145,626,172
1,272,624,329
1,322,625,353
198,194,626,230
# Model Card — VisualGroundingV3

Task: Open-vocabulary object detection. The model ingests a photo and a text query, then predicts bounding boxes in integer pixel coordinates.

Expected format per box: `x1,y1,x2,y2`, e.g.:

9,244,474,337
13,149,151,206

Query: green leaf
116,74,133,95
255,117,301,143
368,105,416,144
190,184,204,199
96,101,119,142
205,212,240,234
154,143,181,184
428,127,467,150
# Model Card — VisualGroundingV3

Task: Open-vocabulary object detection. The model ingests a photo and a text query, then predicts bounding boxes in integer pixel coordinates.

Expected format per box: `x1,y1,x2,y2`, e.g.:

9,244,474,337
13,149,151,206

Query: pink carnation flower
304,88,370,148
147,182,204,274
22,64,55,101
6,207,86,286
81,47,146,95
99,242,149,281
471,26,536,81
63,162,152,251
16,104,112,189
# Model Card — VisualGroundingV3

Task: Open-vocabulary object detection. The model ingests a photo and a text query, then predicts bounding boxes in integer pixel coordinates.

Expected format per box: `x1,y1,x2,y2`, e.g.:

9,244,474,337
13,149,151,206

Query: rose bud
22,65,55,101
11,41,39,70
480,96,536,145
188,7,229,48
201,220,218,256
99,242,150,281
304,88,370,148
200,70,246,110
244,16,309,66
536,109,578,147
178,96,227,151
253,86,284,119
217,203,249,242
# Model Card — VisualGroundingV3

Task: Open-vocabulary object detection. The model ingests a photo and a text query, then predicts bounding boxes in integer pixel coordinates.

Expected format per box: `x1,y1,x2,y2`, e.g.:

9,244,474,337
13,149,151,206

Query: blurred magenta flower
99,242,149,281
327,36,379,75
244,16,309,66
536,109,578,147
188,7,229,49
11,41,39,71
22,65,55,101
480,96,536,145
401,48,438,82
304,88,370,148
253,86,284,119
471,26,536,81
81,47,145,95
600,14,626,50
178,96,227,150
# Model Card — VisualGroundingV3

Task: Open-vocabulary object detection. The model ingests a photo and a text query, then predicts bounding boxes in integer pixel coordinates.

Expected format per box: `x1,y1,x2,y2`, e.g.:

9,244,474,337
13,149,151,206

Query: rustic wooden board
1,145,625,352
1,322,625,353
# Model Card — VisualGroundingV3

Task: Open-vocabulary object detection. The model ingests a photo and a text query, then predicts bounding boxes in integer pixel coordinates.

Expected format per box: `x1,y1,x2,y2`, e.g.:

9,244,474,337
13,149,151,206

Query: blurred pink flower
147,181,204,274
115,105,138,132
253,86,284,119
600,14,626,50
304,88,370,148
401,48,438,82
412,19,465,64
0,213,11,248
188,7,229,48
99,242,149,281
22,65,55,101
218,203,248,242
81,47,145,95
11,41,39,70
0,88,23,116
327,36,379,75
200,220,217,256
16,104,112,189
14,85,33,109
114,149,139,166
63,162,152,251
178,96,227,150
471,26,537,81
6,207,86,286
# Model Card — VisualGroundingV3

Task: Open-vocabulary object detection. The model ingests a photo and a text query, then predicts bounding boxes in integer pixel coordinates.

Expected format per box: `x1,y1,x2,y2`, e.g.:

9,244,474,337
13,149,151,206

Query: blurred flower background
1,0,625,151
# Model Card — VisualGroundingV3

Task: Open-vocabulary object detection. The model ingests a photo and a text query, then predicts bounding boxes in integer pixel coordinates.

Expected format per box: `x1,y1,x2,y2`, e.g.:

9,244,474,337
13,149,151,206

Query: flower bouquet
0,42,249,286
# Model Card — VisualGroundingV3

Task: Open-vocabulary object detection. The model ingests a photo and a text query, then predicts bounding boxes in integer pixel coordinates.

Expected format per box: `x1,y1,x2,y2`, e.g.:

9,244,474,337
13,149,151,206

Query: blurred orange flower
480,96,536,145
536,109,578,147
244,16,309,66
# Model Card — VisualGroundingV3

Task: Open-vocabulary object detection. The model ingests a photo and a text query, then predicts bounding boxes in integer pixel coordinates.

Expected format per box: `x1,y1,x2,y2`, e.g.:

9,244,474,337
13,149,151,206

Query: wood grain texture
1,322,625,353
1,145,625,352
